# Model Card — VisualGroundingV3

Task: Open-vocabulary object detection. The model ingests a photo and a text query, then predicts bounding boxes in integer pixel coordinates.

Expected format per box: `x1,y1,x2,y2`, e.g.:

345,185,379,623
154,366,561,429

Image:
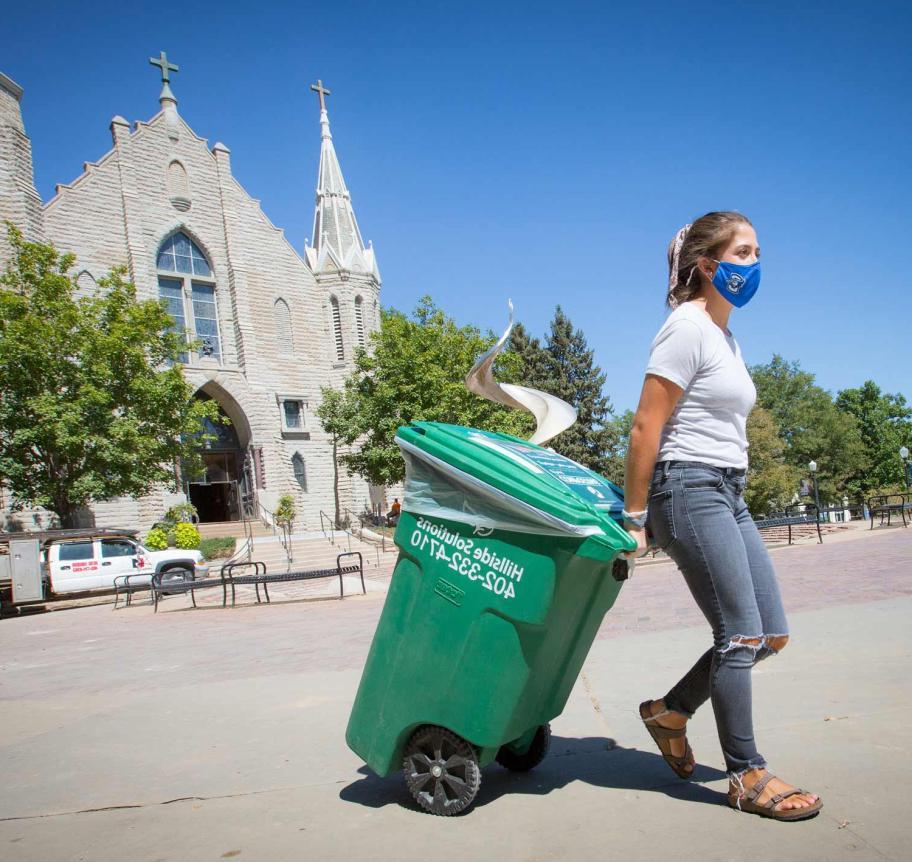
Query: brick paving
2,525,908,704
601,524,912,639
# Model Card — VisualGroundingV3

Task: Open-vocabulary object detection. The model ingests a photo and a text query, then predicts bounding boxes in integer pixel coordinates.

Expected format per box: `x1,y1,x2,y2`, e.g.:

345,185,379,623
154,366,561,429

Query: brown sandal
729,772,823,821
639,700,695,779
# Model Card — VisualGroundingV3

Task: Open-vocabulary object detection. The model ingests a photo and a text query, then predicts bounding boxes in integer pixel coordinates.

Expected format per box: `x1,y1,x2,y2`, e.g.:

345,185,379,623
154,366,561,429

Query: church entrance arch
184,390,253,523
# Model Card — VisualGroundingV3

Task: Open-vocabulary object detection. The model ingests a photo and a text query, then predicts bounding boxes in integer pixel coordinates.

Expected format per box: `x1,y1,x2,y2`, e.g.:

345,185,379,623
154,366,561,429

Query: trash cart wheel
495,723,551,772
402,725,481,816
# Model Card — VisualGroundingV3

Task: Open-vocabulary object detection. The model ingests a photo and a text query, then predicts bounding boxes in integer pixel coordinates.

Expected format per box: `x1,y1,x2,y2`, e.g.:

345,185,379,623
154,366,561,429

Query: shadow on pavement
339,735,729,814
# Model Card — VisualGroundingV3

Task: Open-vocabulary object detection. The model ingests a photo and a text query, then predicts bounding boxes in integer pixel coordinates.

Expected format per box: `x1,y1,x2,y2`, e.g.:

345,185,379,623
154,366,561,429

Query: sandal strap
645,723,687,740
765,789,806,810
745,772,775,803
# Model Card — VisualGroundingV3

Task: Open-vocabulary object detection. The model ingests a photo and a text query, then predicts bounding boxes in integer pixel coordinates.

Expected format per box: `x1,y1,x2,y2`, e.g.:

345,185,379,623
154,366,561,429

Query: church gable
0,57,386,536
42,139,129,276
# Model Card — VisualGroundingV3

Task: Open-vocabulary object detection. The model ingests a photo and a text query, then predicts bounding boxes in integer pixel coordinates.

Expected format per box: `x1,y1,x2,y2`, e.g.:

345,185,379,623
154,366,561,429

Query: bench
150,553,366,611
113,573,152,609
221,552,365,607
150,570,226,612
116,567,209,609
754,504,823,545
867,494,910,529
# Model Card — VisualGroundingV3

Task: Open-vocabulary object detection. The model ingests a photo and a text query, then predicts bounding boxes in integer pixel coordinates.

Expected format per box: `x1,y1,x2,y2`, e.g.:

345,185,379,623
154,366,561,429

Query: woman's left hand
624,526,649,560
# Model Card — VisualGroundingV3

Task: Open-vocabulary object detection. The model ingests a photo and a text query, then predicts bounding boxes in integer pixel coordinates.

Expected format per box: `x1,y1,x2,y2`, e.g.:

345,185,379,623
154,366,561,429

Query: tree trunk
332,437,341,529
55,502,80,529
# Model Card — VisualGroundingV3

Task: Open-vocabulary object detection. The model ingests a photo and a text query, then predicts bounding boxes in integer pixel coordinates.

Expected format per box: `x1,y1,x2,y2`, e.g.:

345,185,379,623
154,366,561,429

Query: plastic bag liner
397,438,603,538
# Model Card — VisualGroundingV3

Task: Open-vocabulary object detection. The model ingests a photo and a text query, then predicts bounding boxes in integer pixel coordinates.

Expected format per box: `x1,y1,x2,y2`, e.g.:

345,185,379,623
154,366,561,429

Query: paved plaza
1,525,909,861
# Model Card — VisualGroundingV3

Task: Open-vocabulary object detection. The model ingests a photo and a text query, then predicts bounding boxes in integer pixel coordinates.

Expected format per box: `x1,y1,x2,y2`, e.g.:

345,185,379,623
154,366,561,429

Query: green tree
835,381,912,497
320,297,531,487
509,321,550,390
744,407,802,515
514,307,620,477
0,225,219,527
315,386,360,527
602,409,634,486
750,355,865,504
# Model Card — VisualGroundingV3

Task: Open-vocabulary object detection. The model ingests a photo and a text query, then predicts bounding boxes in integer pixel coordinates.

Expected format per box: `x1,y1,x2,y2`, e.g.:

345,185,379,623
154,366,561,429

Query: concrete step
237,532,399,577
197,521,272,539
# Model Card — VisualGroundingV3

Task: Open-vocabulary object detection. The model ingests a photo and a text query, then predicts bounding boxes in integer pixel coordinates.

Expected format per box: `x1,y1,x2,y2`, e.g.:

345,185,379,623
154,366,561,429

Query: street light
808,460,822,519
901,446,911,491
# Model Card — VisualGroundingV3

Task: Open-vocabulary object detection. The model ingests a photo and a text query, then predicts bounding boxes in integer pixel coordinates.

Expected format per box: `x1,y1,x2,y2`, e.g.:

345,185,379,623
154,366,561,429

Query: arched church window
157,232,211,276
330,296,344,361
274,298,294,354
292,452,307,491
354,296,365,349
156,232,221,363
76,270,97,294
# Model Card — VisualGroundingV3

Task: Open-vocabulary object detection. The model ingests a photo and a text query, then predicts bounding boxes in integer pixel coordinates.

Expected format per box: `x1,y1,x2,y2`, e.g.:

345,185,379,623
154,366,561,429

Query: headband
667,223,692,309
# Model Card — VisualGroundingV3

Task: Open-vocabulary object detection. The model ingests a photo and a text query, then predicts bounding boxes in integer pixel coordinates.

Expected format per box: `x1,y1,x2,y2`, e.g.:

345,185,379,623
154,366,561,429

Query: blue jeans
646,461,789,775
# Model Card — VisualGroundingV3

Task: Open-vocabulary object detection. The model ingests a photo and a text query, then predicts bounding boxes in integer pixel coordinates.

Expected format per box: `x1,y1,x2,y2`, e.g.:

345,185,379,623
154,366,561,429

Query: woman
622,211,822,821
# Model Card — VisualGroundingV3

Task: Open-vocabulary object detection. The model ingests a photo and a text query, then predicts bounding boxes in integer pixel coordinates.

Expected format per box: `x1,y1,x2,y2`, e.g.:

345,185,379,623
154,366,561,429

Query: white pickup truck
0,529,211,602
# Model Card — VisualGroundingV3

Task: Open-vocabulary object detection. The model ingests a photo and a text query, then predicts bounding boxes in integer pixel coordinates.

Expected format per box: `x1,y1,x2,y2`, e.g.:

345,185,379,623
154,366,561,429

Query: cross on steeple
149,51,179,84
310,79,331,112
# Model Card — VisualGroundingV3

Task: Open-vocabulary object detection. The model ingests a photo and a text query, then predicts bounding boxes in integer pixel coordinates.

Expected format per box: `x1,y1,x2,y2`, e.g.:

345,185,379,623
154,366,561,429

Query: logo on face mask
711,259,761,308
726,273,745,294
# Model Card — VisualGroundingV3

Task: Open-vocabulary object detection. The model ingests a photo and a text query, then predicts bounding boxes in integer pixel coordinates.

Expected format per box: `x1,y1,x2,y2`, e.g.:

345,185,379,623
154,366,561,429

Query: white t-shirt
645,302,757,469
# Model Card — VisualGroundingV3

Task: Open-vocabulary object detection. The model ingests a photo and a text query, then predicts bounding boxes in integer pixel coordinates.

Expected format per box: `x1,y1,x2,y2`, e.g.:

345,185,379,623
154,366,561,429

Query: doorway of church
185,402,248,523
187,460,242,523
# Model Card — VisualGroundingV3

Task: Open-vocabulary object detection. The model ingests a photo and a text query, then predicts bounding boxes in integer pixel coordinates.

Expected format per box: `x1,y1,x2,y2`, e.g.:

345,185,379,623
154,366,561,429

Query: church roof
306,96,379,280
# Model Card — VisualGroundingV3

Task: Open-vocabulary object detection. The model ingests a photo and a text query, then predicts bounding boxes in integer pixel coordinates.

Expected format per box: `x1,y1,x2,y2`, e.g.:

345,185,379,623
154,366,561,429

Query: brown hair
666,211,753,309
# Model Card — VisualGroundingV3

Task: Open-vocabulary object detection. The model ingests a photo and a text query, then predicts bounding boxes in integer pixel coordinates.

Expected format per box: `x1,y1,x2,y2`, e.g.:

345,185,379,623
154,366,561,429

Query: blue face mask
711,260,761,308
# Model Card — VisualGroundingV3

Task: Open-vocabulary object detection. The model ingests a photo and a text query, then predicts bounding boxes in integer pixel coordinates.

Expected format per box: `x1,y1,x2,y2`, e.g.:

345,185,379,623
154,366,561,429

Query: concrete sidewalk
1,527,909,861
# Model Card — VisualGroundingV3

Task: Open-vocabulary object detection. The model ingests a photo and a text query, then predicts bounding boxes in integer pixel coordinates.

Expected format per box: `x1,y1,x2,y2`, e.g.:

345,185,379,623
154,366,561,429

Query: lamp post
901,446,911,491
808,460,822,520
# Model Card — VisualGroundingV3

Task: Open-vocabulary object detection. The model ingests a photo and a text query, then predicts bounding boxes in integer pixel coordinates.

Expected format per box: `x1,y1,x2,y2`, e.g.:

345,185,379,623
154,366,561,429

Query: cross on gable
149,51,179,84
310,79,331,112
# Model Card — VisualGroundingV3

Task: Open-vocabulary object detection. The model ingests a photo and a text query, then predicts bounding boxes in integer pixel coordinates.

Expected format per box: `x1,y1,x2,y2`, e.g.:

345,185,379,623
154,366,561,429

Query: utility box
10,539,43,603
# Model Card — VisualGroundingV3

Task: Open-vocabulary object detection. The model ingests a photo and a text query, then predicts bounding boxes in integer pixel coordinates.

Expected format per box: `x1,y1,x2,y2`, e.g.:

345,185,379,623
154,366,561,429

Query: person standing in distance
621,211,822,820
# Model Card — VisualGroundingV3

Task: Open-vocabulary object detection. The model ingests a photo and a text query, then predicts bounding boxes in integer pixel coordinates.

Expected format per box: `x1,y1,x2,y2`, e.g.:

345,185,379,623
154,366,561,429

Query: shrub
164,502,198,525
144,527,169,550
198,536,236,561
174,522,201,549
275,494,296,530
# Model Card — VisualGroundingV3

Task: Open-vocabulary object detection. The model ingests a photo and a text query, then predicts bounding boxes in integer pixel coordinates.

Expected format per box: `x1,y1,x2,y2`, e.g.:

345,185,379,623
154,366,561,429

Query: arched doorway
184,394,251,523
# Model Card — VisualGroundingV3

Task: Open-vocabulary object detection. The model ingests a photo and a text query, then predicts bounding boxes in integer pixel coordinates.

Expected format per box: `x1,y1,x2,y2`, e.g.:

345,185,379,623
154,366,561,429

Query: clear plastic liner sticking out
465,300,577,446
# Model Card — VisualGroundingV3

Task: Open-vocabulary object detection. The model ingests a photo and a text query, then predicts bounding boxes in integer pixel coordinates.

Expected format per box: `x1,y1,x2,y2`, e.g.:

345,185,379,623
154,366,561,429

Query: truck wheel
159,565,192,596
495,723,551,772
402,725,481,816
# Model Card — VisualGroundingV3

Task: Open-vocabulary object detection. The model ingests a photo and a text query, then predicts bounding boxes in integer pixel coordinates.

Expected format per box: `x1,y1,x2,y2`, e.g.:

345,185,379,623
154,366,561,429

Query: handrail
257,501,278,533
341,506,365,539
319,510,335,545
222,536,252,568
341,505,391,555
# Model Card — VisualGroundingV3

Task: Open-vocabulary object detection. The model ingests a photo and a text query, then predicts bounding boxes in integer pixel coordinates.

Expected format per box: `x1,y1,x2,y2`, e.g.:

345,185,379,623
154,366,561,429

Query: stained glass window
156,232,221,365
192,282,220,360
157,232,212,277
158,277,188,363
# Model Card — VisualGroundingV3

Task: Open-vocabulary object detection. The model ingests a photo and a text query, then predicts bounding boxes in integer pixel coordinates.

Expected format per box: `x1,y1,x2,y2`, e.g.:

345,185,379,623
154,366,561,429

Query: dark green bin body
346,422,635,776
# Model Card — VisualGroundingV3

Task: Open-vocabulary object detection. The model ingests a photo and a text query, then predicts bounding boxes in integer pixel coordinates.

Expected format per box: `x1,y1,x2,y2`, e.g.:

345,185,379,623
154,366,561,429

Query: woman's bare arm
624,374,684,519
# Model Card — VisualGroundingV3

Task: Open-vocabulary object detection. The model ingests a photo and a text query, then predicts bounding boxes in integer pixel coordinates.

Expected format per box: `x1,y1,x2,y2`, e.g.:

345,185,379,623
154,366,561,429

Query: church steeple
305,80,378,277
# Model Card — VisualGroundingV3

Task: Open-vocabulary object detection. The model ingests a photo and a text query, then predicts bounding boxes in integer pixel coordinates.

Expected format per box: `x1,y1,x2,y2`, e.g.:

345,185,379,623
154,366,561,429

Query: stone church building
0,59,385,533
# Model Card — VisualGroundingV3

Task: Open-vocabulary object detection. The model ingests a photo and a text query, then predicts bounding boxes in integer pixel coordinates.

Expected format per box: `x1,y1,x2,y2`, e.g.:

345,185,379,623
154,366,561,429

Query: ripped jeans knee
718,633,789,666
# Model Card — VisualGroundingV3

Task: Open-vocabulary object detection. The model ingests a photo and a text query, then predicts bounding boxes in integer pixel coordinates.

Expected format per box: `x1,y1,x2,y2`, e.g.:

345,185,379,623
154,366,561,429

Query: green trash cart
346,422,636,815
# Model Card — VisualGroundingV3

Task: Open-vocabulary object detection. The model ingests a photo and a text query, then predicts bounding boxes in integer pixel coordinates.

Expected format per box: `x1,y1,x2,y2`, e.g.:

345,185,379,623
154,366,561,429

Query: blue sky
6,0,910,415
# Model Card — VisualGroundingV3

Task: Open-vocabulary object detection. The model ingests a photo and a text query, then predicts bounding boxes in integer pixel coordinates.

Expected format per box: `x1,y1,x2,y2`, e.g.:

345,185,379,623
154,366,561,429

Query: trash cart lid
396,422,633,548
